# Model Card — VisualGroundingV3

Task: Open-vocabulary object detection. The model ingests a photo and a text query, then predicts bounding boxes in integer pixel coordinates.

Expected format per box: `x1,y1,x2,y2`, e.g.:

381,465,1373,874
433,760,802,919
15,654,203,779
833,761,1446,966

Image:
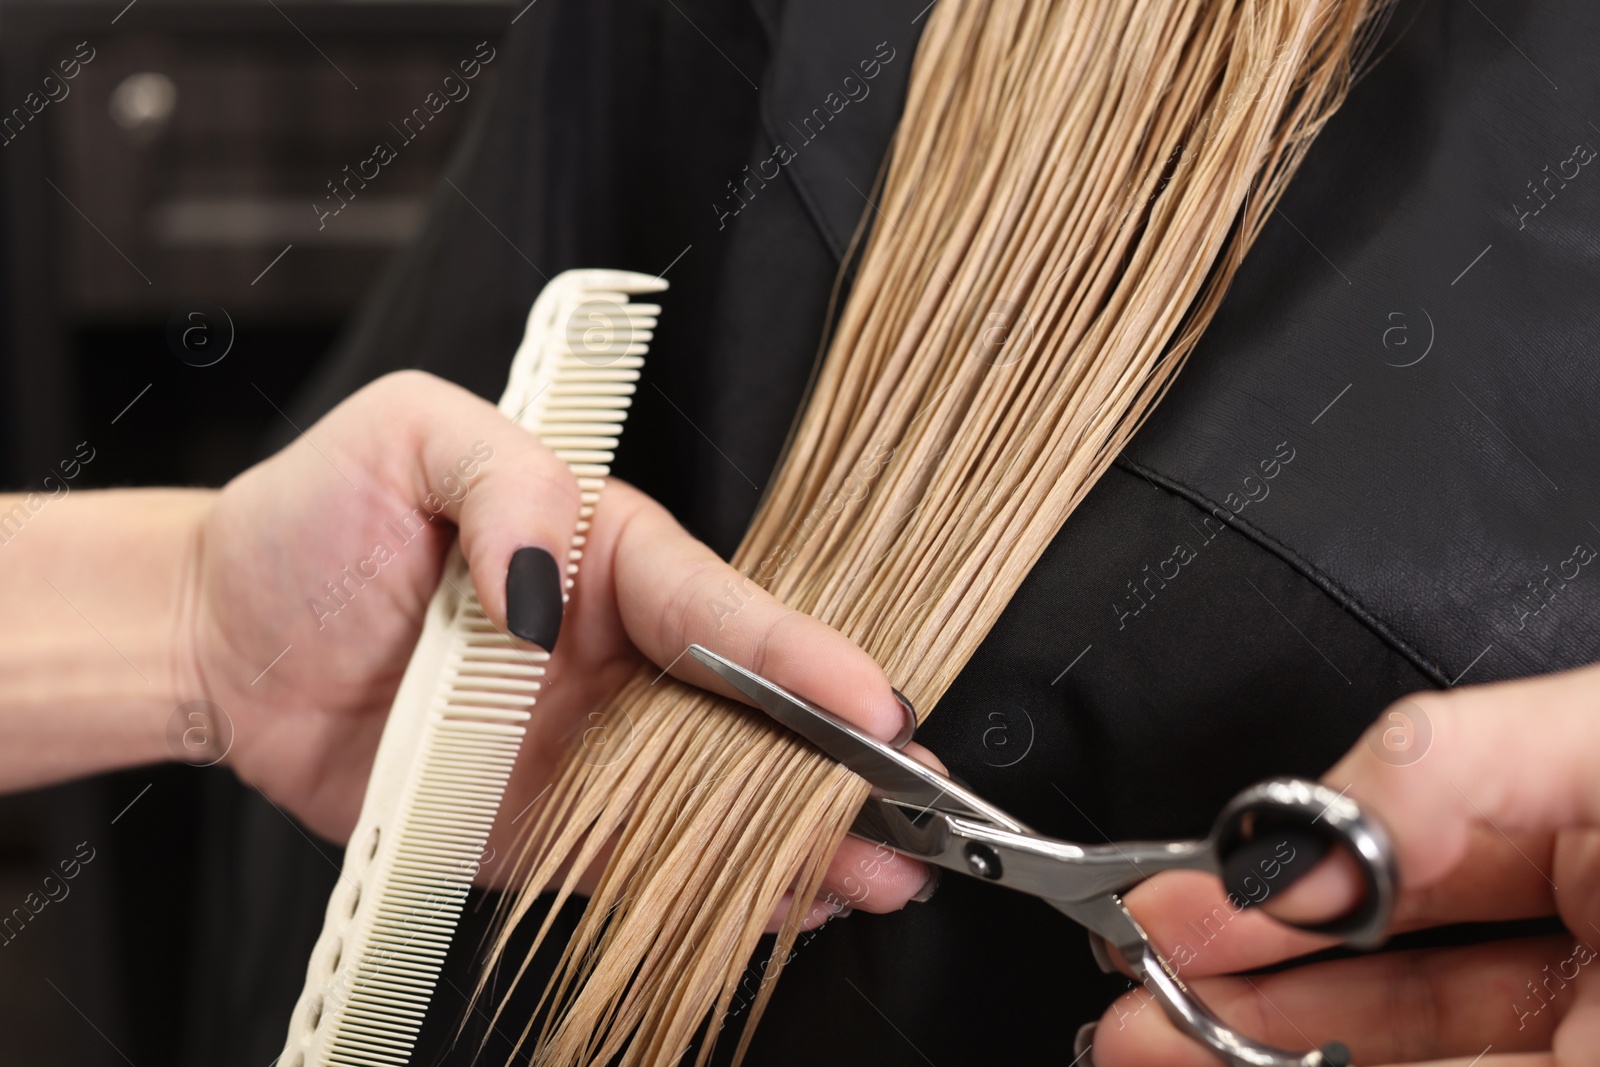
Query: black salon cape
189,1,1600,1063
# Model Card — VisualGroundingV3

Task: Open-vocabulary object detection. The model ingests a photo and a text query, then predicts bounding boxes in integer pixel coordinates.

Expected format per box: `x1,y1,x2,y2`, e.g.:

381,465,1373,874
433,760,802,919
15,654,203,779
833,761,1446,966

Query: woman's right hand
187,370,933,927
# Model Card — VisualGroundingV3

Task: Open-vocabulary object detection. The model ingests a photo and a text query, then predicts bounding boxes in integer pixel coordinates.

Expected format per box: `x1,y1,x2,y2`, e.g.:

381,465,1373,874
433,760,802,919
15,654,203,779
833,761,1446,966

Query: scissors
687,645,1399,1067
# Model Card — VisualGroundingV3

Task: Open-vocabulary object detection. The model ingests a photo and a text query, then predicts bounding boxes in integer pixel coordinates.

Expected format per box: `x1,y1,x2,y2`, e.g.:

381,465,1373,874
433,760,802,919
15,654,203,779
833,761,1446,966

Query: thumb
1326,661,1600,892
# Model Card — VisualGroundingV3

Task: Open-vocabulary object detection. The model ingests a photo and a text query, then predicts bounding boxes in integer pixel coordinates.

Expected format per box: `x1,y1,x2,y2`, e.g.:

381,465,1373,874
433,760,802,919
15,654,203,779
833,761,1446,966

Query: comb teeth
322,596,534,1067
280,270,665,1067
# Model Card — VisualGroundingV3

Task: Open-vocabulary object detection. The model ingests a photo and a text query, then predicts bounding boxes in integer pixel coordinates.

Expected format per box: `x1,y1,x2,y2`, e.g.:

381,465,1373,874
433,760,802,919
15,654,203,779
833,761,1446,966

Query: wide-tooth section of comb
279,270,666,1067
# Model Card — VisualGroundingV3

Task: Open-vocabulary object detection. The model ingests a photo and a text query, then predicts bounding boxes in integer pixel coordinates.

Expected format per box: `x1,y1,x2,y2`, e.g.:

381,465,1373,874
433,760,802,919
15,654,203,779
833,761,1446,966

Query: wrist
0,487,220,791
167,491,225,766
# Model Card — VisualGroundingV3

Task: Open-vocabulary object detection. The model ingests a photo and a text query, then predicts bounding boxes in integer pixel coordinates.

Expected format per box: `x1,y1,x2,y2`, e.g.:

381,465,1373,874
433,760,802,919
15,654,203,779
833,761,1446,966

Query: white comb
277,269,667,1067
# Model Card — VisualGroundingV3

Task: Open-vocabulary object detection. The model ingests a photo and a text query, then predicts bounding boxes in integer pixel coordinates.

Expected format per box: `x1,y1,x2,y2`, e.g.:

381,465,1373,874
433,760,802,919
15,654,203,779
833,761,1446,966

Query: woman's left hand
1086,662,1600,1067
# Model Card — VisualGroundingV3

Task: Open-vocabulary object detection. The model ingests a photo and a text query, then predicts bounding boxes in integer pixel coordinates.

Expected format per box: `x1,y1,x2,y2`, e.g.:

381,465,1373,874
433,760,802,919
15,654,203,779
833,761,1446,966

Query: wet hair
479,1,1394,1062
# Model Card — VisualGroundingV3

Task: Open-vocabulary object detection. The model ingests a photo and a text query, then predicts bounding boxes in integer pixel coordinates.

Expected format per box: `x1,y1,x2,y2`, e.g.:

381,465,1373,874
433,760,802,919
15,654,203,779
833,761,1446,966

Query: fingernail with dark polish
1073,1023,1097,1062
506,546,563,650
890,687,917,750
911,866,940,904
1087,933,1120,974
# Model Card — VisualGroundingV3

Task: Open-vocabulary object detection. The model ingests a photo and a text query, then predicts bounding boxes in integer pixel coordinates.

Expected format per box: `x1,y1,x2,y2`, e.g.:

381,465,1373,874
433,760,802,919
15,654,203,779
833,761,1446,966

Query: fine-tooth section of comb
278,269,666,1067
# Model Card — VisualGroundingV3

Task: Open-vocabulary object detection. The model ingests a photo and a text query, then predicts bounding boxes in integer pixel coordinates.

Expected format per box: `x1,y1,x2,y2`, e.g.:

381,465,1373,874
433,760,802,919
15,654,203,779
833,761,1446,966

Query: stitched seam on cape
1115,456,1451,688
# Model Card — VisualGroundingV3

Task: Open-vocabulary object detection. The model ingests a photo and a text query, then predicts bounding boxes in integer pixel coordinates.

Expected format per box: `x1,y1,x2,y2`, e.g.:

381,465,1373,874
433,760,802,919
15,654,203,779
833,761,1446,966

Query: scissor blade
848,795,966,862
686,644,1011,824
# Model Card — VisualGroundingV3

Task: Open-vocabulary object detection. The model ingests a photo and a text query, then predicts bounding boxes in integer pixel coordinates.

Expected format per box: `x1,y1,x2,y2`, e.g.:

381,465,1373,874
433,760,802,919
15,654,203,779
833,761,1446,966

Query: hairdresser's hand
1086,663,1600,1067
191,371,933,922
192,371,586,841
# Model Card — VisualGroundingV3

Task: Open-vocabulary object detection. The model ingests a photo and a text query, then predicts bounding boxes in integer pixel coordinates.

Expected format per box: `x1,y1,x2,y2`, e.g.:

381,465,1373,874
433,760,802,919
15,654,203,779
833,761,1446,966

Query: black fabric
278,0,775,531
1123,0,1600,686
190,0,1600,1064
754,0,924,259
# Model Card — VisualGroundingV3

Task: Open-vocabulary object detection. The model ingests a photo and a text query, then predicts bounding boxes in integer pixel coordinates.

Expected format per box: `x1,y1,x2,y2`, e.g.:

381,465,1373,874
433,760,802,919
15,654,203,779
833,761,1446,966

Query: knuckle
662,555,724,647
1395,688,1451,722
366,368,439,410
380,367,436,390
498,442,581,513
1357,689,1448,769
1241,980,1278,1046
1386,951,1444,1060
749,607,803,679
349,371,463,453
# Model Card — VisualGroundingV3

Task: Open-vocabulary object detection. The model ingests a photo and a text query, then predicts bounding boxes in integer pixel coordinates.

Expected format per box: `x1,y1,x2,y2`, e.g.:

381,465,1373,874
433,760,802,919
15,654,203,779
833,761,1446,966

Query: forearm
0,487,213,791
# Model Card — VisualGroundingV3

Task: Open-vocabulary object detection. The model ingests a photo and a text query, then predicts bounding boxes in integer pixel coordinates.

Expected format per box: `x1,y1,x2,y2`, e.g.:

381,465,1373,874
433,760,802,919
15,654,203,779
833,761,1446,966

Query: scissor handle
1131,935,1353,1067
1209,778,1397,949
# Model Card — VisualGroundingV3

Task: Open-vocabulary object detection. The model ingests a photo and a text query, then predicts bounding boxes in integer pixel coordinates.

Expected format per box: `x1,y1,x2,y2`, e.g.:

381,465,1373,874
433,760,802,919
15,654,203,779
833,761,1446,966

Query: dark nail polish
506,546,563,650
911,866,940,904
1087,932,1119,974
1073,1022,1097,1062
890,687,917,750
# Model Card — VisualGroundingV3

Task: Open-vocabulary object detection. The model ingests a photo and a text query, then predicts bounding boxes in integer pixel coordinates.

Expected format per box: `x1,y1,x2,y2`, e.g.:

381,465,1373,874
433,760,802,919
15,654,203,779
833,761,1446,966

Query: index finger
595,481,915,746
1121,822,1555,980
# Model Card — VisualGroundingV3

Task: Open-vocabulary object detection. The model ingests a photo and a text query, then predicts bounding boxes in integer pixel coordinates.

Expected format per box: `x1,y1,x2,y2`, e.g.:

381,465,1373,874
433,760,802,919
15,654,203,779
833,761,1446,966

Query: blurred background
0,0,510,1060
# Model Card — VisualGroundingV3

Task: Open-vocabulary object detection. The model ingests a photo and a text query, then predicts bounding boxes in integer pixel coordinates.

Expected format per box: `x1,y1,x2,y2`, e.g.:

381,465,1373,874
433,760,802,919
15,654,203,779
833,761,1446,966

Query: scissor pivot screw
964,843,1003,880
